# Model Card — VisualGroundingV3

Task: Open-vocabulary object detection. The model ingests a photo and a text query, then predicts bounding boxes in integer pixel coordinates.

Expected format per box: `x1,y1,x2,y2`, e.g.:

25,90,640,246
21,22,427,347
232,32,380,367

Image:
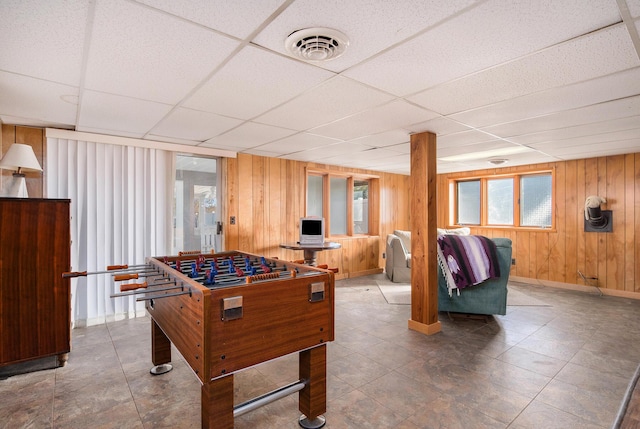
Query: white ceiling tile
628,0,640,18
442,151,559,172
351,147,403,161
184,45,334,120
78,91,173,136
135,0,286,39
309,100,438,140
84,0,240,104
2,0,639,175
201,121,296,150
509,116,640,145
481,95,640,138
548,139,640,158
528,128,640,150
253,0,477,72
282,141,370,162
0,115,72,130
347,130,410,148
150,107,244,141
76,126,148,139
450,67,640,128
253,133,341,154
409,24,639,115
145,135,204,146
437,140,527,159
0,0,89,86
343,0,622,96
436,129,499,149
0,72,78,126
407,117,472,136
255,76,395,130
389,142,411,154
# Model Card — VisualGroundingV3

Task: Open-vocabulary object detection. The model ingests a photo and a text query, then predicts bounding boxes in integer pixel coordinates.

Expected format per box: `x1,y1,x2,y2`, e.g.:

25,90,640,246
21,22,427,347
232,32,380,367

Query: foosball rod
112,271,164,281
63,264,153,278
110,283,182,298
136,290,192,301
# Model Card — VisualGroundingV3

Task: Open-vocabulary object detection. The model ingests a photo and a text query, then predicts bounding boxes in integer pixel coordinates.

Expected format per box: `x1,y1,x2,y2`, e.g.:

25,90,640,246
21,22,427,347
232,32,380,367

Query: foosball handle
114,273,139,281
107,264,128,270
120,282,148,292
62,271,87,278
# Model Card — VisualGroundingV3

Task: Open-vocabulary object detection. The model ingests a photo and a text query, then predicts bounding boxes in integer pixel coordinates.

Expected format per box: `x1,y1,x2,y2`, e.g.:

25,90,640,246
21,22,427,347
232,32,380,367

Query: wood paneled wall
1,125,45,198
223,153,411,278
437,153,640,295
13,125,635,293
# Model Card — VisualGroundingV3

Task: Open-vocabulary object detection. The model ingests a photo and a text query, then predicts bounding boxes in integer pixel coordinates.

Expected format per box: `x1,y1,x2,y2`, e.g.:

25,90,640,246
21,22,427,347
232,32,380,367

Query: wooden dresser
0,198,71,372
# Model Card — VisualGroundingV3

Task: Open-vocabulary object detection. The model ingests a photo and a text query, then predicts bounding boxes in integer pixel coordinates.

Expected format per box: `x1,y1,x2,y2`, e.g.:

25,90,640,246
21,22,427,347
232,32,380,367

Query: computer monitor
299,217,325,245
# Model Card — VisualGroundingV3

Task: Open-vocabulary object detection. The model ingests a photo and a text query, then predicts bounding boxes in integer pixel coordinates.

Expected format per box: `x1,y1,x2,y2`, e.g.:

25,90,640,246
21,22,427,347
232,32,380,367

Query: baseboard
72,309,148,329
510,276,640,301
338,268,384,280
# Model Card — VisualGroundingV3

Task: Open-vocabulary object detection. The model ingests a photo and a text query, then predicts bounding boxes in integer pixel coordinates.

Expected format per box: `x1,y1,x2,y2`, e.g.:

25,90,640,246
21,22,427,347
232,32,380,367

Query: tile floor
2,274,640,428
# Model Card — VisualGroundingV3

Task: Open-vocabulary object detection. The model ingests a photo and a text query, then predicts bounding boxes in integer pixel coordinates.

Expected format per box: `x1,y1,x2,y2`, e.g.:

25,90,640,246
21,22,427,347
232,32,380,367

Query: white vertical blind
46,137,173,327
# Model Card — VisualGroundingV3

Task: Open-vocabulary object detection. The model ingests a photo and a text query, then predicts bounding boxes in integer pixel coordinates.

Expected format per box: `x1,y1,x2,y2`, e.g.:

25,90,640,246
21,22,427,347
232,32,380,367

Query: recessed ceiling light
439,146,531,162
488,158,508,165
285,28,349,62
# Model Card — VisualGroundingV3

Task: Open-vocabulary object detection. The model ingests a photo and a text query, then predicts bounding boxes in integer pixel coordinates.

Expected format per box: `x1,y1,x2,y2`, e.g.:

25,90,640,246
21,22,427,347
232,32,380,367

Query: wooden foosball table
70,251,335,429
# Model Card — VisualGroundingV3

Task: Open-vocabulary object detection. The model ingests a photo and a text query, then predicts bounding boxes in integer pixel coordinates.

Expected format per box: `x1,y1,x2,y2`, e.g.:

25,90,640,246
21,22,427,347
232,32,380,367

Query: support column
408,131,441,335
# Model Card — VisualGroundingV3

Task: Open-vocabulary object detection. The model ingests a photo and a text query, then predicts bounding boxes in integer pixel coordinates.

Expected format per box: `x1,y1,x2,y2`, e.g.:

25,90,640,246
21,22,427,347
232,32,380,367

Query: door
173,155,222,255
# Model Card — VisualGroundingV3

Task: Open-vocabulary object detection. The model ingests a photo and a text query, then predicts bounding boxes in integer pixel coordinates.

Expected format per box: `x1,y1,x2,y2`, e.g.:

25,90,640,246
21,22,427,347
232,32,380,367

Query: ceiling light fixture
439,146,531,163
488,158,509,165
285,27,349,62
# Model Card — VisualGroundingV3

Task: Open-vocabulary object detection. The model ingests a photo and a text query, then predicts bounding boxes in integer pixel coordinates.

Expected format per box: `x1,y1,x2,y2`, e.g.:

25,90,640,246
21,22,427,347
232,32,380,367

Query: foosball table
66,250,335,429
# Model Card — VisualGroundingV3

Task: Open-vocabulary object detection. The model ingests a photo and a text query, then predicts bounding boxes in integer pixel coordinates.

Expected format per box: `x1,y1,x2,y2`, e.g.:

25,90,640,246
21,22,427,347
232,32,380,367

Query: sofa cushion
393,230,411,253
437,227,471,236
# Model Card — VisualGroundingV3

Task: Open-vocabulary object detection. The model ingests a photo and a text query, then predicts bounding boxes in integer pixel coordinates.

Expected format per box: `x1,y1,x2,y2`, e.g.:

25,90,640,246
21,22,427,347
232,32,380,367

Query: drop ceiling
1,0,639,175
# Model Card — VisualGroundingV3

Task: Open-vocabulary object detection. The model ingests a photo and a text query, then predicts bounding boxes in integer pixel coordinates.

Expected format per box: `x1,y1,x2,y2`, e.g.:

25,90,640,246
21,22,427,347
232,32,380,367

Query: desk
279,242,341,266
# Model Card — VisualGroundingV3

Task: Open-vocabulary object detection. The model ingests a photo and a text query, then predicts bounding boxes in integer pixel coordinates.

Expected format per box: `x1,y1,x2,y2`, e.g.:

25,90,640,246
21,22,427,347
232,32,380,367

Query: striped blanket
437,234,501,296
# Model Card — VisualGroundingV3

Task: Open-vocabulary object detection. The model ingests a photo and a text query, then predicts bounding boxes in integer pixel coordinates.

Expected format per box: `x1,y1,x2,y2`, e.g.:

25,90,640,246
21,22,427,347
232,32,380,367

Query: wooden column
408,131,441,335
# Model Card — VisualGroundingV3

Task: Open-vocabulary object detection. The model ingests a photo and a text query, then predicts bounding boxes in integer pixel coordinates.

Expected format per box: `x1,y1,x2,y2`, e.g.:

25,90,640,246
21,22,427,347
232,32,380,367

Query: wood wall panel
437,153,640,297
635,153,640,293
564,160,578,284
223,154,409,278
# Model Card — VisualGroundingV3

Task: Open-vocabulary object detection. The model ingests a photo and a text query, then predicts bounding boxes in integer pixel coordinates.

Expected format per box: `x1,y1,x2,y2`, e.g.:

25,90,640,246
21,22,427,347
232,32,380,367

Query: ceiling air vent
285,28,349,62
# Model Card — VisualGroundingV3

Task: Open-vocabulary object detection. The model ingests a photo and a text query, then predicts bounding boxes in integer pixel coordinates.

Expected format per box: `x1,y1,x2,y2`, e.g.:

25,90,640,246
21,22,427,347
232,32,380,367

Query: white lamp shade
0,143,42,172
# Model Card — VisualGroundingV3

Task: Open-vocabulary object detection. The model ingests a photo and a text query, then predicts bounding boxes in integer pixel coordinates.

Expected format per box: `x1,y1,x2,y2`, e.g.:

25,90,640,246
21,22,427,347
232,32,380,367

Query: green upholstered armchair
437,237,512,316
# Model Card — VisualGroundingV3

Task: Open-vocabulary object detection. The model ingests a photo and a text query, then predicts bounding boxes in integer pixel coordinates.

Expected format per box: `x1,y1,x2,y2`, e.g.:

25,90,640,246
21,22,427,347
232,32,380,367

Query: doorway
173,155,221,255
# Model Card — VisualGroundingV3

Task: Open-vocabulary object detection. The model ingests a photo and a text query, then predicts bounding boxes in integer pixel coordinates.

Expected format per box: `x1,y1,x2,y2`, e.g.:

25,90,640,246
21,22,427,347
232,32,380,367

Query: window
457,180,480,224
520,174,552,227
353,179,369,234
453,170,553,229
487,178,513,225
307,170,378,237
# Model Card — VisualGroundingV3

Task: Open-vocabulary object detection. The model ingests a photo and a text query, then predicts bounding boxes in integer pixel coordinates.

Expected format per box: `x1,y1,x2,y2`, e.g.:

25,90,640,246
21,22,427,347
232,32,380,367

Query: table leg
299,345,327,428
151,319,173,375
303,249,319,266
202,374,234,429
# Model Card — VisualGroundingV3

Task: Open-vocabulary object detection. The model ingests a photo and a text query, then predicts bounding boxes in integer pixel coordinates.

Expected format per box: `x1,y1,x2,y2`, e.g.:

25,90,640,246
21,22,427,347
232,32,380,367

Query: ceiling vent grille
285,28,349,62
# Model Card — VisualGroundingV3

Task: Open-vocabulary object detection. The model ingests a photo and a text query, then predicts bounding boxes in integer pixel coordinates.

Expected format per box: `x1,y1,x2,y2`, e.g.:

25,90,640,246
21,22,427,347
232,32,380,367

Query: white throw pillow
393,230,411,252
444,227,470,235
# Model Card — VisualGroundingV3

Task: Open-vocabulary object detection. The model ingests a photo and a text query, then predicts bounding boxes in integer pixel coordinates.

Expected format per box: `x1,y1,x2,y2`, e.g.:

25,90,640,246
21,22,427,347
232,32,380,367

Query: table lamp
0,143,43,198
